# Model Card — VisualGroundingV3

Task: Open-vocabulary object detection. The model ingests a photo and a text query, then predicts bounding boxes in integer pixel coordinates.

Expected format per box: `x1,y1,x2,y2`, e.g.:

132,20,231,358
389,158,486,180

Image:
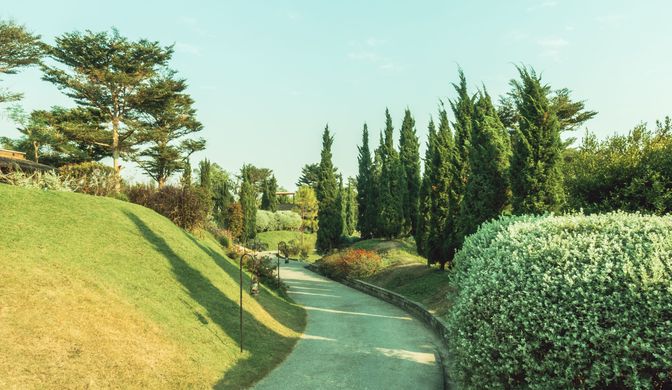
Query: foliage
343,177,358,236
564,118,672,215
254,209,302,233
377,108,406,239
0,169,73,191
260,175,278,211
224,202,244,241
296,163,320,190
509,66,565,214
319,249,382,280
126,184,210,231
208,225,233,249
399,108,421,235
294,185,318,233
58,161,117,196
356,124,375,239
0,20,43,104
242,255,285,290
458,91,511,239
315,125,342,253
446,213,672,389
239,164,258,241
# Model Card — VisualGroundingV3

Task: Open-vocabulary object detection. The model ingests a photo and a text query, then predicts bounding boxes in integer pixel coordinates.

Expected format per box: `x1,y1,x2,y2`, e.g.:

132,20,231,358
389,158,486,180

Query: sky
1,0,671,190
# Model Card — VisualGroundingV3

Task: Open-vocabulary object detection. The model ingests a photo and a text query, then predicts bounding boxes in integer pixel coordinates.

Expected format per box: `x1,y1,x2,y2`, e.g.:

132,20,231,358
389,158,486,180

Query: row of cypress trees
355,66,589,268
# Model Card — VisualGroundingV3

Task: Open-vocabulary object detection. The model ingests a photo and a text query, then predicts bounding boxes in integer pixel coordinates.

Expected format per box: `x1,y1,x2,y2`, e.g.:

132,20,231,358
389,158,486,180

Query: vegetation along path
253,261,444,389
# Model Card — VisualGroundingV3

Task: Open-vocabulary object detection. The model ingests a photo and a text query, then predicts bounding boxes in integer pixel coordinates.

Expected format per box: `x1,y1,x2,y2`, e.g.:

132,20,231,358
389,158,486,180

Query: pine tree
377,109,406,239
459,90,511,239
510,66,565,214
239,164,258,242
356,124,374,238
0,20,42,104
370,132,384,238
427,107,457,269
316,125,342,253
198,159,212,193
261,175,278,211
415,119,436,259
399,108,421,235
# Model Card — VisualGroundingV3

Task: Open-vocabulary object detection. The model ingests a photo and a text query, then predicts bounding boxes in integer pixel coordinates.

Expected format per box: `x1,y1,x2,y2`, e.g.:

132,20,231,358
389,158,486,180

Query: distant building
0,149,54,173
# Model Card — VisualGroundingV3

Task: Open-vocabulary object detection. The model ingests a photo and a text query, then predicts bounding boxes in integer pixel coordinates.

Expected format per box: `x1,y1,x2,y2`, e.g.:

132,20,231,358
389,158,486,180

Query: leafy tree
315,125,342,253
294,185,318,233
427,107,457,269
0,20,42,104
459,90,511,239
509,66,565,214
356,123,374,238
225,202,244,241
260,175,279,211
239,164,258,242
134,75,204,188
344,177,358,236
399,108,421,235
377,109,406,239
41,28,174,190
415,119,436,258
296,163,320,189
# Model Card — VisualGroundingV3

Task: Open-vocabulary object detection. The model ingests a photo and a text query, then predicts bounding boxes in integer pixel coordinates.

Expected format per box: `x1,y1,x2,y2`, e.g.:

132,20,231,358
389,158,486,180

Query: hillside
0,184,305,388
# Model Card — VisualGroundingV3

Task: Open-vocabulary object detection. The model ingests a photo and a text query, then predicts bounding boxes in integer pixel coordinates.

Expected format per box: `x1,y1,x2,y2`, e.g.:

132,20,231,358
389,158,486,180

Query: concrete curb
305,264,453,390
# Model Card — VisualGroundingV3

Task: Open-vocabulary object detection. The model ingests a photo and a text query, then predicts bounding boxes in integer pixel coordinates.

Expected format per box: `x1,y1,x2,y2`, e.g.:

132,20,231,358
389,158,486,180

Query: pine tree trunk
32,140,39,163
158,177,165,189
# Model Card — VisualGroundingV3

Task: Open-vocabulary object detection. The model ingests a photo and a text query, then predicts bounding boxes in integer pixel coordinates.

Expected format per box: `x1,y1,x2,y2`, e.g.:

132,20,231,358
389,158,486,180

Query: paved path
252,261,444,390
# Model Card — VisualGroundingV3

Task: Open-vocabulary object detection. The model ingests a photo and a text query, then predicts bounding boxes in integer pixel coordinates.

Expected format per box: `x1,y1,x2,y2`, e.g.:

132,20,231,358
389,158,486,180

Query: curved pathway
253,261,444,389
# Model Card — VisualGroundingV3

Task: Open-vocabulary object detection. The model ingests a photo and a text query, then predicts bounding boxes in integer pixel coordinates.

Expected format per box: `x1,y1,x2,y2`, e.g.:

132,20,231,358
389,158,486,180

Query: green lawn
256,230,319,261
0,184,305,389
351,237,454,316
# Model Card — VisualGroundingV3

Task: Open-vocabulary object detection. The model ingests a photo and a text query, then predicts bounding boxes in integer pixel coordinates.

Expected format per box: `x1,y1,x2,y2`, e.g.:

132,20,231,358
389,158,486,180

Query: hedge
445,213,672,389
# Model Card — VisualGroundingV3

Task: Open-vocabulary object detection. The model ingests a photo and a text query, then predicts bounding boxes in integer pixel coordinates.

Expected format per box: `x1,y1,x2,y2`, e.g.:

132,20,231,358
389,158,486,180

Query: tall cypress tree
459,90,511,239
378,109,406,239
427,107,456,269
510,66,565,214
239,164,258,242
356,124,374,238
370,132,384,238
399,108,421,235
344,177,358,236
261,175,278,211
415,118,436,259
316,125,342,253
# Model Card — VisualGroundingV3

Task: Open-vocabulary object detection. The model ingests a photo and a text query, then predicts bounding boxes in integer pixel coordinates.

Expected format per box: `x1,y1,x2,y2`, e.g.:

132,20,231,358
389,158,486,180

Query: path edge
305,264,453,390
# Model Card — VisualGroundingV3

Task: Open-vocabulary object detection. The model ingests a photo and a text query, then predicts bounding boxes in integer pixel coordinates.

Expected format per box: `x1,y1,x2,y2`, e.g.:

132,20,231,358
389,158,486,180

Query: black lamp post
239,252,255,353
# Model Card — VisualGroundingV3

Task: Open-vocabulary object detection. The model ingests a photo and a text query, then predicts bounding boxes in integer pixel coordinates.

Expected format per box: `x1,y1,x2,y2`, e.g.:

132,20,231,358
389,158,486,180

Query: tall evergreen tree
337,175,346,235
0,20,43,104
316,125,342,253
415,119,436,259
377,109,406,239
510,66,565,214
261,175,278,211
180,159,192,188
370,132,384,238
427,107,457,269
344,177,358,236
459,91,511,239
210,164,234,228
356,123,374,238
239,164,258,242
399,108,421,235
296,163,320,189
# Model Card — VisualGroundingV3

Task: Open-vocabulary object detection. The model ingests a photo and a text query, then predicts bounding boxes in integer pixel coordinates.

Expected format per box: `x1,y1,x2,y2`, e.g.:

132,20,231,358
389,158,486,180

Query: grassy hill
0,184,305,388
352,238,454,316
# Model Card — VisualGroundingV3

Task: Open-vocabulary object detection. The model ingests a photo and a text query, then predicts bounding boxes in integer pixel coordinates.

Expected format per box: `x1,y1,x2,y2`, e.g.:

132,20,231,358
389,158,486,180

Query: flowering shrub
320,249,382,279
445,213,672,389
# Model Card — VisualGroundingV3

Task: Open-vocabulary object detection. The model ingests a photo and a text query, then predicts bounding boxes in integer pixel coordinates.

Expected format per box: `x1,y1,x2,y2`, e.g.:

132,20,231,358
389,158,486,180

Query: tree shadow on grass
124,211,300,389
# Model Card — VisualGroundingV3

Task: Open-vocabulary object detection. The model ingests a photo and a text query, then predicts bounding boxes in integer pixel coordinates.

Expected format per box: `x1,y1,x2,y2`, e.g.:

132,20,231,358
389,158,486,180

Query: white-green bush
446,213,672,389
0,170,74,191
255,210,302,232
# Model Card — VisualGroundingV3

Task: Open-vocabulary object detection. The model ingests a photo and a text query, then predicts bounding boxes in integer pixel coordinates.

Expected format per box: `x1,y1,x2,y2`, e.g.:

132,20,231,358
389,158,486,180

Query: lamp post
239,252,255,353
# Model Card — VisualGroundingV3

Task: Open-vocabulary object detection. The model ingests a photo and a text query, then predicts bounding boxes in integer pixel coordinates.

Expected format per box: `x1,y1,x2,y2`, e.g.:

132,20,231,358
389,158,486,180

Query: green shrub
255,210,302,232
58,162,117,196
0,170,74,191
208,226,233,249
446,213,672,389
255,210,273,232
126,184,211,232
319,249,382,280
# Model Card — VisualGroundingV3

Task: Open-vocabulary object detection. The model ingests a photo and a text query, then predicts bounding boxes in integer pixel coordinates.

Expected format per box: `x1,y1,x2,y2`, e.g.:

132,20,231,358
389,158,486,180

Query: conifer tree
415,119,436,258
316,125,342,253
356,124,374,238
261,175,278,211
337,175,347,236
399,108,421,235
370,132,384,238
239,164,258,242
459,91,511,239
427,107,457,269
344,178,358,236
180,160,192,188
510,66,565,213
378,109,406,239
0,20,43,104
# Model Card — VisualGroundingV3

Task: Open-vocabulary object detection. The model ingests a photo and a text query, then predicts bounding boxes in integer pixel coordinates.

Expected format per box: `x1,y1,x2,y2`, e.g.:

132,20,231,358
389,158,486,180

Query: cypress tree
180,159,192,188
378,109,406,239
370,132,384,238
344,178,358,236
459,90,511,239
316,125,342,253
337,174,346,235
239,164,258,242
427,107,457,269
261,175,279,211
356,124,374,239
415,118,436,259
399,108,421,235
510,66,565,214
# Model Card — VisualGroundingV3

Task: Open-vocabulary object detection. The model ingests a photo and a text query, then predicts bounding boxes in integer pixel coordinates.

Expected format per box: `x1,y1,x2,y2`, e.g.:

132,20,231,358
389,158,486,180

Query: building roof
0,156,55,172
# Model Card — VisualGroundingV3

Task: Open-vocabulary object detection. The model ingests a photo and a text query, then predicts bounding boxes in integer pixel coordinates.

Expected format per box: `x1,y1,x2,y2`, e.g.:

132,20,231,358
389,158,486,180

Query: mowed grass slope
353,238,454,316
0,184,305,389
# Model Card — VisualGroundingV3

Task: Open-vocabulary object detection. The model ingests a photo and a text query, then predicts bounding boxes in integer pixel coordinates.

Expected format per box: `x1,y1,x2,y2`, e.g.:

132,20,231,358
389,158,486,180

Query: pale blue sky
1,1,670,189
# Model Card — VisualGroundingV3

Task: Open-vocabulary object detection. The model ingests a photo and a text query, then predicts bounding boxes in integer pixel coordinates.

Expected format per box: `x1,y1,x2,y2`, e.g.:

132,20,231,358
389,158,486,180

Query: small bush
224,202,244,241
209,226,233,249
58,162,117,196
255,210,273,232
446,213,672,389
0,170,74,191
255,210,302,232
319,249,382,279
127,184,211,232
